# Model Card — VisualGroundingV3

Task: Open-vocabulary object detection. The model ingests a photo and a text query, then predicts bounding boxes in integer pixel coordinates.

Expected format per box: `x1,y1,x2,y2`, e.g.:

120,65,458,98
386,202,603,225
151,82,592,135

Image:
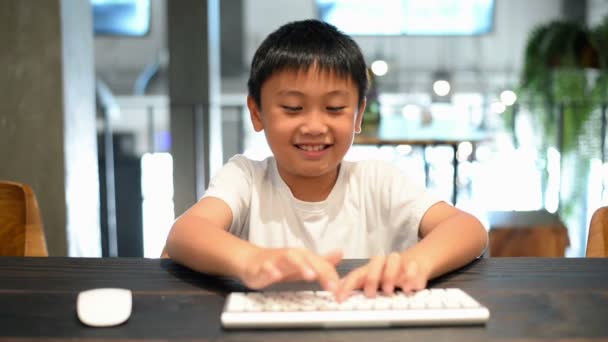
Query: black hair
247,19,368,108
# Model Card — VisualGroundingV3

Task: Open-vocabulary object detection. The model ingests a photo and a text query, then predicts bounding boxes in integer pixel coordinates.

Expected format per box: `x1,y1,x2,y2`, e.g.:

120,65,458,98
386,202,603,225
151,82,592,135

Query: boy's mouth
295,144,331,152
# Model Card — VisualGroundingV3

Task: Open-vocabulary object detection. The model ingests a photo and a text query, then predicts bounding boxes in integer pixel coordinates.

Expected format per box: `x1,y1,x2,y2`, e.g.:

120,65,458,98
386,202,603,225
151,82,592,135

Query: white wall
588,0,608,26
243,0,317,64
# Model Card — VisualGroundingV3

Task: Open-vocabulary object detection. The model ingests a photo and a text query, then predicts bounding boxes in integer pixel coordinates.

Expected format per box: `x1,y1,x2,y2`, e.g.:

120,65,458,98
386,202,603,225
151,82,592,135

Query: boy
165,19,487,302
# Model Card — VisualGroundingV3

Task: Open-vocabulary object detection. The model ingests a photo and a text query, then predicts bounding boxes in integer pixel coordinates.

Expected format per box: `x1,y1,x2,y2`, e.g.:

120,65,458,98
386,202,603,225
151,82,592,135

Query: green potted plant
361,69,381,132
515,17,608,251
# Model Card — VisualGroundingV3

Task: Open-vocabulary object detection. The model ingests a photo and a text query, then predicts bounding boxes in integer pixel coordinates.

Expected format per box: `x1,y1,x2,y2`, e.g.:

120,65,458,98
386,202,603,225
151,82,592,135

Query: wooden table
1,257,607,341
354,116,490,204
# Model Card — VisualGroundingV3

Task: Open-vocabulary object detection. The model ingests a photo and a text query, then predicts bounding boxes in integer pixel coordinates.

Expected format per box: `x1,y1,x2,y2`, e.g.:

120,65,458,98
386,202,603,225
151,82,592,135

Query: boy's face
248,68,365,181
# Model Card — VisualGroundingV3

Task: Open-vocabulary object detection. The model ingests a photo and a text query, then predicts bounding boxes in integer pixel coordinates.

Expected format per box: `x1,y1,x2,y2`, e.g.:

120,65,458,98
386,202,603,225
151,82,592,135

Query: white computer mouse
77,288,132,327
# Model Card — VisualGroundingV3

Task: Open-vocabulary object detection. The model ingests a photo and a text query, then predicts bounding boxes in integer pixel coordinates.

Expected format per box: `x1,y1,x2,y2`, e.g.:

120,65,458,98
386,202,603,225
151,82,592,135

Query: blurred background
1,0,607,258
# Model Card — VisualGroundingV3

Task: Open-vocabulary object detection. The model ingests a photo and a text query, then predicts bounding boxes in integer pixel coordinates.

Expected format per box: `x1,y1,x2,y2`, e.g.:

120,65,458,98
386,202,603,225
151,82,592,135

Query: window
317,0,494,36
92,0,151,36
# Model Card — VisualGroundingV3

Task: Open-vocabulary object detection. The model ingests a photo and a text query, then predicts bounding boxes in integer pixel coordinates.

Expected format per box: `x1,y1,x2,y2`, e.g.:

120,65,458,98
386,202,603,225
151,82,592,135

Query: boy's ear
247,96,264,132
354,97,367,134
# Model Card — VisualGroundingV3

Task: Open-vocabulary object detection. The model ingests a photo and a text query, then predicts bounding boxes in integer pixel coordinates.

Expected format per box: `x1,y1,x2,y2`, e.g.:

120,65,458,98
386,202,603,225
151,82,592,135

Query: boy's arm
165,197,257,277
403,201,488,279
165,197,342,291
336,201,487,300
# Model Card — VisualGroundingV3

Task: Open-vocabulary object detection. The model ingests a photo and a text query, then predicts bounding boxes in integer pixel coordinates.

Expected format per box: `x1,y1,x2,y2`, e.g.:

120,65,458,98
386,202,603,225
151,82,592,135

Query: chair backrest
586,206,608,257
0,181,48,256
488,210,569,257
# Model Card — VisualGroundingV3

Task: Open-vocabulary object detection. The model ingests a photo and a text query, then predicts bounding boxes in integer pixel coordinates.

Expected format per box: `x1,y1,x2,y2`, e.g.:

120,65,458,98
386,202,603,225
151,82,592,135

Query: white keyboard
221,288,490,329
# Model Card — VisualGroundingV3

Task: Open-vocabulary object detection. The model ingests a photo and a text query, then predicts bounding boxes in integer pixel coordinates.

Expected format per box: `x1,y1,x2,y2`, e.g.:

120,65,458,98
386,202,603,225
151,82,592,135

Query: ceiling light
371,60,388,76
500,90,517,106
433,80,451,97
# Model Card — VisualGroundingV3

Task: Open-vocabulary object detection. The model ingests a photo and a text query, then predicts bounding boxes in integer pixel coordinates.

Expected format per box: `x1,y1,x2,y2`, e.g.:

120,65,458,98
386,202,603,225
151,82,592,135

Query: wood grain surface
0,257,607,341
0,181,48,256
587,206,608,257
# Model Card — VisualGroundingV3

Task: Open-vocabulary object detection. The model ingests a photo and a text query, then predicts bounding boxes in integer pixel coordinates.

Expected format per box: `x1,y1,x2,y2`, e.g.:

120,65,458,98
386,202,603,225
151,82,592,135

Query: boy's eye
281,105,302,112
327,106,346,113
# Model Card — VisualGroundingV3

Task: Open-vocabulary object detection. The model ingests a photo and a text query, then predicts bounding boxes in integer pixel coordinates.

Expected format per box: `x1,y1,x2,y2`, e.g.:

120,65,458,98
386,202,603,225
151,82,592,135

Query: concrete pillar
563,0,587,24
220,0,247,163
221,0,244,79
0,0,100,256
168,0,222,216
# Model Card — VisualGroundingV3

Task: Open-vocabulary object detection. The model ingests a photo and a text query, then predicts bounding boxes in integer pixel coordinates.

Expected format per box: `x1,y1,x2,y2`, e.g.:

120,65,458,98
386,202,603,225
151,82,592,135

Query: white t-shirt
203,155,441,258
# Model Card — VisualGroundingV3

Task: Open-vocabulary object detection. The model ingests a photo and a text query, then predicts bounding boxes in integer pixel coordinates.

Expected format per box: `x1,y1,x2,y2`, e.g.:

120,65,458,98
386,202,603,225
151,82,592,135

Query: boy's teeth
299,145,326,151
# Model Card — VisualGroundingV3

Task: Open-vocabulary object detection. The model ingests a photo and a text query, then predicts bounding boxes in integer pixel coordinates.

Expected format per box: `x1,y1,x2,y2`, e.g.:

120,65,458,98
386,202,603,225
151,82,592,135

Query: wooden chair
586,206,608,257
488,210,569,257
0,181,48,256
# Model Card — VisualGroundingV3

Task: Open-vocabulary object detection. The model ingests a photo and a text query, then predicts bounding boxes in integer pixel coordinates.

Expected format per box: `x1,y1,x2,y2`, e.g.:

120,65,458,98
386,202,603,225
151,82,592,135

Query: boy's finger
363,256,385,298
399,277,427,293
323,249,343,266
396,259,416,280
252,261,282,288
272,253,300,280
262,260,283,279
281,249,317,281
398,260,426,293
336,267,365,302
382,252,401,295
405,260,418,278
304,253,340,292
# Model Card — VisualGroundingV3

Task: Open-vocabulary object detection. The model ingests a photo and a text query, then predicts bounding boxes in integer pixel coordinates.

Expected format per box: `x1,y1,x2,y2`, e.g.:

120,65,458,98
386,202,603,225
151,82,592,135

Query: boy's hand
335,253,430,302
240,248,342,293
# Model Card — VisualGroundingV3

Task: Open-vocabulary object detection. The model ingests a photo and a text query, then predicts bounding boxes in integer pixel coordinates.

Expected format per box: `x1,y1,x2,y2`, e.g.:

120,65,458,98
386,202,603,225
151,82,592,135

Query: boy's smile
295,142,331,159
247,67,366,200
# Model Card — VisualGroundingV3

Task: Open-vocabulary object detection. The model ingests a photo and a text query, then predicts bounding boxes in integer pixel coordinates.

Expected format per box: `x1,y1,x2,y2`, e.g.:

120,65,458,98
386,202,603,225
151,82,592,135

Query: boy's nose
300,112,328,135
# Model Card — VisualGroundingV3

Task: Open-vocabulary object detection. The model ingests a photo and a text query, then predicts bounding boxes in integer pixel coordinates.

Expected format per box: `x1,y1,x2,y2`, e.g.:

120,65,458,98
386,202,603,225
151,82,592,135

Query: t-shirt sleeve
375,161,442,251
202,155,252,236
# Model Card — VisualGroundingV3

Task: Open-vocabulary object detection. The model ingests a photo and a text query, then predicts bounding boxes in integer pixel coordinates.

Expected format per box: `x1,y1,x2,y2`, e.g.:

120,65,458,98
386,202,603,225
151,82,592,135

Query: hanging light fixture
433,80,451,96
500,90,517,106
371,60,389,76
431,70,452,102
